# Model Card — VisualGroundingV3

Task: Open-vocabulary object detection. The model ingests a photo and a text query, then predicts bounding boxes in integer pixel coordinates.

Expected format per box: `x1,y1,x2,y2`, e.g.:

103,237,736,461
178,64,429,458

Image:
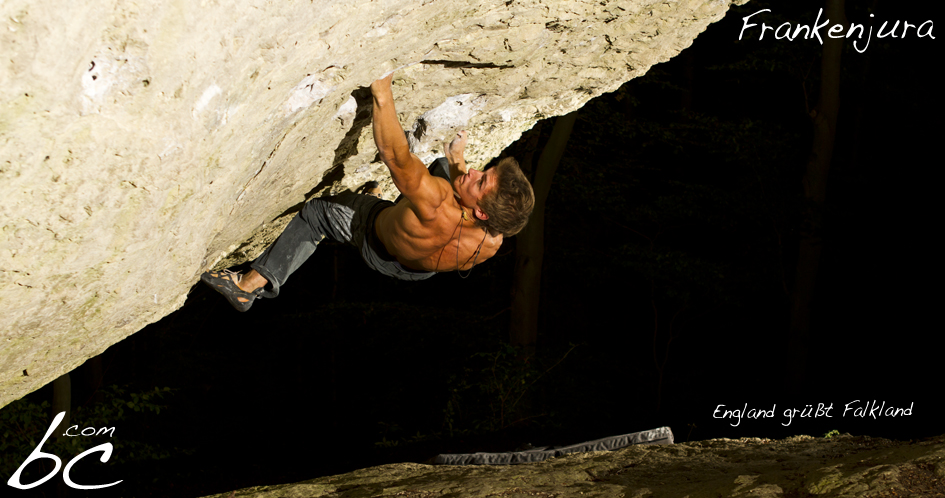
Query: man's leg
246,207,326,299
250,194,375,298
199,268,263,312
201,192,381,311
201,200,335,310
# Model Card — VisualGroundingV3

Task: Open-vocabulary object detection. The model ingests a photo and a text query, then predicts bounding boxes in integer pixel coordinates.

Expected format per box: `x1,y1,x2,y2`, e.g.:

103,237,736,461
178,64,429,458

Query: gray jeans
251,192,435,298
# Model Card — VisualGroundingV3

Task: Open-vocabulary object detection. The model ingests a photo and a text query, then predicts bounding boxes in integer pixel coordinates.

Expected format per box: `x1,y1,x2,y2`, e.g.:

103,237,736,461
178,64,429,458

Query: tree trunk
680,50,695,113
85,354,104,404
52,372,72,497
510,111,579,354
786,0,845,394
51,373,71,438
846,0,879,173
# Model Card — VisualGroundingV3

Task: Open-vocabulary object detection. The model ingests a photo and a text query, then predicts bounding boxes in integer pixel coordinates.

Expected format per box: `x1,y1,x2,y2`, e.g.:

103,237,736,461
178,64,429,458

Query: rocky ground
201,434,945,498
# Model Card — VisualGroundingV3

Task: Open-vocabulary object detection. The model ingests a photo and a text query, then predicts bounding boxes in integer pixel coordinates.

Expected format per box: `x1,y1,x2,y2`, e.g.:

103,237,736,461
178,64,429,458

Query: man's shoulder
484,232,503,252
407,174,457,220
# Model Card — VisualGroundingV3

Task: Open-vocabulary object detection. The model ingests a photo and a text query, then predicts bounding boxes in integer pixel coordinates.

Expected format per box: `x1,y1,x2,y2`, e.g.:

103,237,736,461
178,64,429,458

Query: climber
200,72,535,311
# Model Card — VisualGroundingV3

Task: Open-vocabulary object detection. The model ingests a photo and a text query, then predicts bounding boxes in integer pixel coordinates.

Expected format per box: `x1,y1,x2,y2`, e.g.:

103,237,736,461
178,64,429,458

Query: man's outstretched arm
370,74,441,213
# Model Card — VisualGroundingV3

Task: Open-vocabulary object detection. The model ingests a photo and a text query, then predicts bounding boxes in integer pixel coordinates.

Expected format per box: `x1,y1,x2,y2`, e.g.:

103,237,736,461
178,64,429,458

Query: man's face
454,167,497,220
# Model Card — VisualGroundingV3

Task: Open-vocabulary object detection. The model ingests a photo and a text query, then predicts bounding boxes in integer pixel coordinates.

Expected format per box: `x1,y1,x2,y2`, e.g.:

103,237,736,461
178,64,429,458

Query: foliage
823,429,841,438
443,343,577,437
374,343,577,448
374,423,439,449
0,385,180,479
522,36,817,416
555,100,799,316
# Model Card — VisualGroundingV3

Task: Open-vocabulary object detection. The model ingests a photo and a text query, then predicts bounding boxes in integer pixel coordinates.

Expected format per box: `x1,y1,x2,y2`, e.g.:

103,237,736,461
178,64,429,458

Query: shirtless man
201,73,535,311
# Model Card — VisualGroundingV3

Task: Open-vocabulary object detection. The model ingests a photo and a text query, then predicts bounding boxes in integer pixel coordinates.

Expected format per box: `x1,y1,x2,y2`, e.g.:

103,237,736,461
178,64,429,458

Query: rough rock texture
199,434,945,498
0,0,747,408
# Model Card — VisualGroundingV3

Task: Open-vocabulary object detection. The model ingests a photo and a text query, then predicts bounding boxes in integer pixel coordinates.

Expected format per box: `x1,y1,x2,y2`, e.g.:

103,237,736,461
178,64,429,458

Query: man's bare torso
374,179,503,272
368,74,505,272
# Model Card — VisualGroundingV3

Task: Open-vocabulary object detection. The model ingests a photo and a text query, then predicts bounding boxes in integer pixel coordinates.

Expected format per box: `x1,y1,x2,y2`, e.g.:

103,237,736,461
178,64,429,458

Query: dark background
3,1,940,496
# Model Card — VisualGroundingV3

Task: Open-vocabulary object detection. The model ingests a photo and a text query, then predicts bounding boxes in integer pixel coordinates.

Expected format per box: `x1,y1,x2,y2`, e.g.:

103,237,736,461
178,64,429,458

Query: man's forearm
370,76,412,169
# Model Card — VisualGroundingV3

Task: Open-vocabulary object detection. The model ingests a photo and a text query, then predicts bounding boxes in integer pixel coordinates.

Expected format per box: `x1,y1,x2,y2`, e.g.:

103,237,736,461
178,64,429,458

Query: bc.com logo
6,411,122,491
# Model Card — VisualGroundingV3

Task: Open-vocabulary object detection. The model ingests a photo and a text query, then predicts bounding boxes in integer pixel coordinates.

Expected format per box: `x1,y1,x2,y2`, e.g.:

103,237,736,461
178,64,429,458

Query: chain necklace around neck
457,207,487,279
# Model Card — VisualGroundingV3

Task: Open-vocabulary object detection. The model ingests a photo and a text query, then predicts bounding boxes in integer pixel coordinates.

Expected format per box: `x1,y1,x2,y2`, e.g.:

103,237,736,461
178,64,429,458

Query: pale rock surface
0,0,747,408
199,434,945,498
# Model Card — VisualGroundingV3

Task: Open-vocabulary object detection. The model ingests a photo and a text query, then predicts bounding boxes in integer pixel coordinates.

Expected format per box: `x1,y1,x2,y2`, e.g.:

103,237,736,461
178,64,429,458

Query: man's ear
474,207,489,221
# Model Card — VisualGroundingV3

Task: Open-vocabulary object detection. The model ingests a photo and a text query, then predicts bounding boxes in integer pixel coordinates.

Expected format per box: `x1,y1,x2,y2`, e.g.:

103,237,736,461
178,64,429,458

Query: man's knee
298,198,332,230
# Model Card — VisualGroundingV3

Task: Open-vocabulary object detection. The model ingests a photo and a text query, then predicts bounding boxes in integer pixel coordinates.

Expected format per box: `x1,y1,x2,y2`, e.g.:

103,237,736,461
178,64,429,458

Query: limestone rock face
0,0,747,408
199,434,945,498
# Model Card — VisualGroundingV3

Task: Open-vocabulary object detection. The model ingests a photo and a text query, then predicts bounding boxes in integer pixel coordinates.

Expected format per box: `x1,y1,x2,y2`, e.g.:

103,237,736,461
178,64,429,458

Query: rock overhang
0,0,749,409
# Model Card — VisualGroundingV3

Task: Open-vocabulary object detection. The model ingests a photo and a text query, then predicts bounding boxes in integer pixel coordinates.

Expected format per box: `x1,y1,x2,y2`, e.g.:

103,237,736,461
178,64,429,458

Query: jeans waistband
366,199,397,262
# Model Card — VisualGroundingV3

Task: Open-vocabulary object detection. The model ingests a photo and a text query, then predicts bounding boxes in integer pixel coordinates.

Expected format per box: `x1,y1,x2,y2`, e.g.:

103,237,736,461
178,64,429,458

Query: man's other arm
370,75,444,219
444,132,469,182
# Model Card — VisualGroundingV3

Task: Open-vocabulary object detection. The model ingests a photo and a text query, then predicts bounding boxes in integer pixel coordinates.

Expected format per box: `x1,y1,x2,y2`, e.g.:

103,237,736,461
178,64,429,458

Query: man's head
457,157,534,237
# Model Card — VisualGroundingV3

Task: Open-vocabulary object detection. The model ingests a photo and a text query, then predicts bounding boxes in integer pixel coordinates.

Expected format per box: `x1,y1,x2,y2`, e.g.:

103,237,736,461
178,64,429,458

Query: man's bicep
385,151,430,195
